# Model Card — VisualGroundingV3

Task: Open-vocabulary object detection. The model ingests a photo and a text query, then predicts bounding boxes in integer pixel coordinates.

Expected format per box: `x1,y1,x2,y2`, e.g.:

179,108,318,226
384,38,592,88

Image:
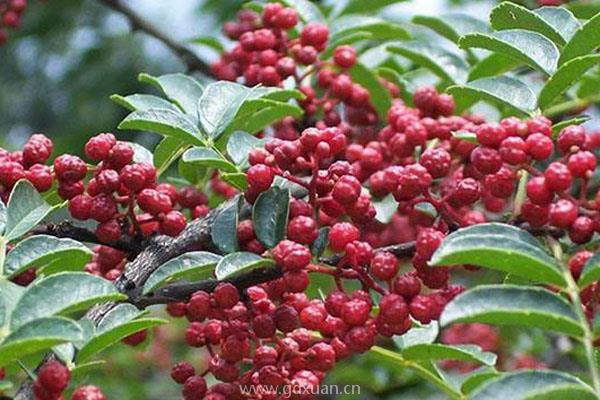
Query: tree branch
97,0,211,76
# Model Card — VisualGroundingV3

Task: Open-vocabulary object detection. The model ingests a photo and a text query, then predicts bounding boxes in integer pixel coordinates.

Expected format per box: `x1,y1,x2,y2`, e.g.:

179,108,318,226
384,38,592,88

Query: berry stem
547,236,600,395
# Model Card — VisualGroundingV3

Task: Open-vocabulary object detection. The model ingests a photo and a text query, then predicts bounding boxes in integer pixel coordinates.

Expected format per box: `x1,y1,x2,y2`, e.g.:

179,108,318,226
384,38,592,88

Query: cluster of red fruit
213,4,388,131
32,360,106,400
0,0,26,45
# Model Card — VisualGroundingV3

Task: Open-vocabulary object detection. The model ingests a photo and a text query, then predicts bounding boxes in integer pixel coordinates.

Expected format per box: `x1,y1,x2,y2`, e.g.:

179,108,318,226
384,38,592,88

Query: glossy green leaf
393,322,439,349
4,180,55,242
349,62,393,120
110,94,179,113
461,368,500,394
226,99,303,139
471,370,595,400
138,73,203,117
70,360,106,379
279,0,325,23
324,32,374,58
388,42,468,84
0,317,83,367
568,1,600,19
440,285,583,337
211,195,243,254
413,202,438,219
0,298,5,328
190,36,225,52
221,172,248,191
459,30,559,75
558,12,600,66
412,13,490,44
77,308,166,362
10,272,126,329
538,54,600,110
334,0,402,16
451,131,478,144
182,146,238,172
129,142,154,165
468,53,523,81
0,202,6,236
402,344,497,366
490,2,580,45
118,108,204,146
376,67,411,103
198,82,260,140
431,223,563,286
252,186,290,249
0,380,12,392
143,251,221,294
446,76,537,116
330,16,410,44
311,227,330,258
215,252,276,280
373,194,398,224
153,137,188,174
227,131,265,169
5,235,92,277
552,116,591,139
578,251,600,287
0,281,23,326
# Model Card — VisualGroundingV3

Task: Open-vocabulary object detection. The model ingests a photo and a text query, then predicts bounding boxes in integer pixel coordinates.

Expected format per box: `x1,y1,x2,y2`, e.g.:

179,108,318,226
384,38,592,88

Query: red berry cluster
0,0,27,45
441,323,500,372
0,133,53,201
32,360,106,400
84,245,126,281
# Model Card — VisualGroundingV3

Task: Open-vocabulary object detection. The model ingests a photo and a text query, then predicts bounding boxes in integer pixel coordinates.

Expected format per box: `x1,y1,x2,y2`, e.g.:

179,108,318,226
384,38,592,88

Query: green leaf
440,285,583,338
211,195,243,254
129,142,154,165
0,202,5,236
0,317,83,367
118,108,203,146
189,36,225,52
559,12,600,66
227,131,265,169
77,305,165,362
490,2,579,46
5,235,92,278
349,62,393,120
4,180,55,242
376,67,412,103
215,252,276,280
430,223,564,286
388,42,469,84
311,227,329,258
279,0,325,23
537,54,600,110
459,30,559,75
198,82,258,140
225,99,303,139
70,360,106,379
10,272,126,329
393,322,439,349
578,251,600,287
153,137,188,174
110,94,179,113
330,16,410,44
373,194,398,224
0,380,12,392
182,146,238,173
468,53,523,81
252,186,290,249
552,116,591,138
0,281,23,326
335,0,404,17
460,368,499,394
221,172,248,191
446,76,537,116
471,370,595,400
452,131,478,144
402,344,497,366
143,251,221,294
412,13,490,44
138,73,203,117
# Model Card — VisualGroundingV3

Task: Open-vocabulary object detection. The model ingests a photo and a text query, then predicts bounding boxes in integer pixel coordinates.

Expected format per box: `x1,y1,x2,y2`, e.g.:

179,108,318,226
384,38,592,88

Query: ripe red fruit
137,188,173,215
182,376,207,400
0,161,25,188
420,148,451,178
526,177,553,206
499,136,527,165
186,291,211,321
58,180,85,200
567,151,596,178
333,45,357,68
213,283,239,309
569,216,594,244
379,294,409,324
476,123,508,148
37,360,70,394
525,133,553,160
108,141,134,170
287,216,318,244
409,294,438,324
557,125,586,154
548,199,578,228
341,299,371,326
470,146,502,175
85,133,116,161
96,169,121,193
247,164,274,192
544,162,572,192
23,136,52,166
54,154,87,182
95,220,121,243
273,7,298,29
300,23,329,48
90,194,118,223
160,211,187,236
72,385,107,400
452,178,481,205
370,251,399,280
122,329,147,346
332,175,361,204
393,273,422,300
26,164,53,192
328,222,360,251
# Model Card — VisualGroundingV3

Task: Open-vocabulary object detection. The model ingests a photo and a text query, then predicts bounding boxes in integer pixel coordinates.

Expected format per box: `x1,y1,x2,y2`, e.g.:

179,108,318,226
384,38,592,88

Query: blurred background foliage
1,0,600,398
